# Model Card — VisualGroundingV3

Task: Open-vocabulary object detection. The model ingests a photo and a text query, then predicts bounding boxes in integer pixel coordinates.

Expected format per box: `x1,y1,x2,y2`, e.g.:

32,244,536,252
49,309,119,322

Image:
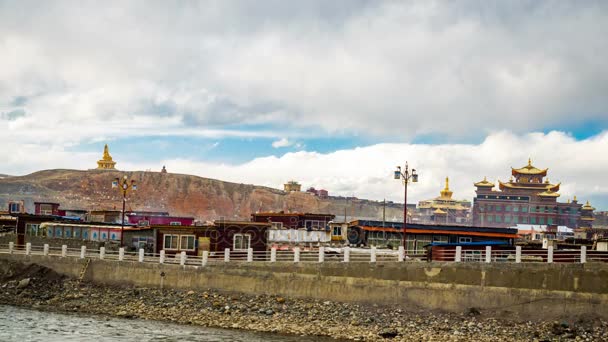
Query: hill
0,169,405,221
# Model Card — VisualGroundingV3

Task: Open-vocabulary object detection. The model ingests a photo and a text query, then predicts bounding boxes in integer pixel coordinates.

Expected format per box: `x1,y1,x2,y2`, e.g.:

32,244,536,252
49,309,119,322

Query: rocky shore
1,260,606,341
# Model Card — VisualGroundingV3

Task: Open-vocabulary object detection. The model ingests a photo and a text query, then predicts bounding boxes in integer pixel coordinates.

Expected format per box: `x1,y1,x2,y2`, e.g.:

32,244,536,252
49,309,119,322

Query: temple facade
418,177,471,224
96,144,117,170
472,159,595,233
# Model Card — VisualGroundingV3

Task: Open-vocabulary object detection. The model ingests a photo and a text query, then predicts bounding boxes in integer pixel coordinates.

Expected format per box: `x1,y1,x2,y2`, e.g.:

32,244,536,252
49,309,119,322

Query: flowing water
0,305,326,341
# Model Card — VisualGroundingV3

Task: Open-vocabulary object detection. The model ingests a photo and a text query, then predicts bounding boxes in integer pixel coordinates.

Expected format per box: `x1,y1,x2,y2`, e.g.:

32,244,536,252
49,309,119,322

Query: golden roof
439,177,453,199
511,158,548,176
433,208,447,215
474,176,494,188
537,189,560,198
498,180,560,192
582,201,596,211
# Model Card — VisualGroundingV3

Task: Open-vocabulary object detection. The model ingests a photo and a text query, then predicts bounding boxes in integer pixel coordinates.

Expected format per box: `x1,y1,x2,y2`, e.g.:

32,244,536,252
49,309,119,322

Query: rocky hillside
0,169,404,221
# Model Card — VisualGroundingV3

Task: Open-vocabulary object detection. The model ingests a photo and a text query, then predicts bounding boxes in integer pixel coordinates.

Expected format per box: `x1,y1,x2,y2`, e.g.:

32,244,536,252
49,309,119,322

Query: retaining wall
1,253,607,321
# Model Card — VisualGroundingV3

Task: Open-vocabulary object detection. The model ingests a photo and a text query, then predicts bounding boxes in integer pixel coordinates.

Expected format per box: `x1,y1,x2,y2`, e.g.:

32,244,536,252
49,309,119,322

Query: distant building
306,187,329,198
284,180,301,192
126,213,194,227
472,159,595,235
417,177,471,224
96,144,117,170
161,166,167,173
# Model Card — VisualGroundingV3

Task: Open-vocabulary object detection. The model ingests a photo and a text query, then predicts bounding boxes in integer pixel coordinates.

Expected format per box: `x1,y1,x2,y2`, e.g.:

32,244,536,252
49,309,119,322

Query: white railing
0,243,602,265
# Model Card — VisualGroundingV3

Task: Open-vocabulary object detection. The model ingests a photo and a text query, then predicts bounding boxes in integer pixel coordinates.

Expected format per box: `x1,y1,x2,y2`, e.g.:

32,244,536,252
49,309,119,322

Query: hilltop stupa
96,144,117,170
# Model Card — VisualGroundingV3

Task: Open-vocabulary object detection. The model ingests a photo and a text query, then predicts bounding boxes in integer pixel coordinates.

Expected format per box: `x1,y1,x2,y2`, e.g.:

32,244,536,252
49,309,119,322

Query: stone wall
2,253,607,321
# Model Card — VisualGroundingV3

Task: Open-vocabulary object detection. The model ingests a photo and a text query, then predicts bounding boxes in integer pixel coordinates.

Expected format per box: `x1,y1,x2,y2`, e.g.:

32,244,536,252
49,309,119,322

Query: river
0,305,327,341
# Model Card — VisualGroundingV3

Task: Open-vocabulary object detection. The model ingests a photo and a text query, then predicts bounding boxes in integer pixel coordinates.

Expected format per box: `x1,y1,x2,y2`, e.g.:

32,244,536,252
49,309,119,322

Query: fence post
318,246,325,263
581,246,587,264
455,246,462,262
61,245,67,258
159,250,165,264
224,248,230,262
371,246,377,263
180,251,186,266
270,248,277,262
80,246,86,259
9,242,14,254
343,247,350,263
99,247,105,260
247,248,253,262
118,248,125,261
43,244,49,256
294,247,300,263
202,251,209,266
485,246,491,263
25,243,31,256
138,248,145,263
398,246,405,262
515,246,522,263
547,246,554,263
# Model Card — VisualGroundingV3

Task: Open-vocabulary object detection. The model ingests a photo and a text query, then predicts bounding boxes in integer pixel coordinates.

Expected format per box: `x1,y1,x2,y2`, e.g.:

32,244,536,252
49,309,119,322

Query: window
26,224,40,236
163,234,179,250
539,217,545,225
496,205,502,212
513,206,519,212
522,206,528,213
548,218,553,225
271,222,283,229
170,222,182,226
505,206,511,212
459,237,472,243
64,227,72,238
513,216,519,224
332,226,342,237
40,204,54,215
505,216,511,223
495,215,502,223
233,234,251,250
138,220,150,227
304,220,326,230
179,235,195,250
487,216,493,222
9,202,21,213
530,217,536,224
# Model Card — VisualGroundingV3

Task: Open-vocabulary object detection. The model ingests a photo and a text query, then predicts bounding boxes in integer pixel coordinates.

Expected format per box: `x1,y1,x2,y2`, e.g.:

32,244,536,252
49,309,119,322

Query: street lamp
394,162,418,253
112,175,137,246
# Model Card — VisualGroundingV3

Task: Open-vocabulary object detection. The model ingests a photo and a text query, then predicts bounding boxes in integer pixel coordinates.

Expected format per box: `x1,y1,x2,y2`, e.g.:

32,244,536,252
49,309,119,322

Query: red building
251,212,335,230
156,220,270,256
34,202,63,216
472,160,595,232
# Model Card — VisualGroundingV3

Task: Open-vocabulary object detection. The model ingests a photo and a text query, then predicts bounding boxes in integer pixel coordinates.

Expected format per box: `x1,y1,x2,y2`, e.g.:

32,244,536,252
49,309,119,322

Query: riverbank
1,260,606,341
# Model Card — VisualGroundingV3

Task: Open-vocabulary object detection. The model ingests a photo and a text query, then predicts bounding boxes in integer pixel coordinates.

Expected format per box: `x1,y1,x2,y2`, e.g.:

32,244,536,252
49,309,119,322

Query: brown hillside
0,169,405,221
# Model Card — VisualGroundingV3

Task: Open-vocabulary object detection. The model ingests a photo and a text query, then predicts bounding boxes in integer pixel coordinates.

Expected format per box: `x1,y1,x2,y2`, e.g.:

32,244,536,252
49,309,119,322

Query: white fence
0,243,598,265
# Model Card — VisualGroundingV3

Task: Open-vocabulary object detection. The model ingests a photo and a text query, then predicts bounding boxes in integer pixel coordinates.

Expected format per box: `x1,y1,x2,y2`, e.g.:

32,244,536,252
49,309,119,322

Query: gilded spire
97,144,117,170
528,157,532,166
439,176,453,199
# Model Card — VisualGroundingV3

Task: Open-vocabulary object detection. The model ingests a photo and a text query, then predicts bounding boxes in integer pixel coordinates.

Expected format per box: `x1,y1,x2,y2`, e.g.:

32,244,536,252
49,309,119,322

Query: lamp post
112,175,137,247
394,162,418,253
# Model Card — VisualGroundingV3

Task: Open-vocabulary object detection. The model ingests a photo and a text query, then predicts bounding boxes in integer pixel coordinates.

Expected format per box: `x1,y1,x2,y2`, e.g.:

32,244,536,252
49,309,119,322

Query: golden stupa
96,144,117,170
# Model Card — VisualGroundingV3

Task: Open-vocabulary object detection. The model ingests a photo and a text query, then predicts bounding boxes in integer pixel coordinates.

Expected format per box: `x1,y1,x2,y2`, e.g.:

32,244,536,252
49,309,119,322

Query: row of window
479,205,579,214
25,224,120,241
481,215,578,225
162,233,252,251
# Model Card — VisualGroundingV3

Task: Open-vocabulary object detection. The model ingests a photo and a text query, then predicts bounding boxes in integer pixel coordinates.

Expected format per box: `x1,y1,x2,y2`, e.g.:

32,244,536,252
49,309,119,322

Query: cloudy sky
1,1,607,209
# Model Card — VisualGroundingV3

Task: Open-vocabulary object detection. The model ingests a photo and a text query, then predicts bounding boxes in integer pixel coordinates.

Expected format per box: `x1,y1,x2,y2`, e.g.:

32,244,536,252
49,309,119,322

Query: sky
1,1,607,209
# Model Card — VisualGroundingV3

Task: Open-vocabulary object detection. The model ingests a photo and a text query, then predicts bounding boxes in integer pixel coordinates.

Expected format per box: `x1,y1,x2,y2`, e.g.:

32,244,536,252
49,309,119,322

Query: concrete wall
2,253,608,321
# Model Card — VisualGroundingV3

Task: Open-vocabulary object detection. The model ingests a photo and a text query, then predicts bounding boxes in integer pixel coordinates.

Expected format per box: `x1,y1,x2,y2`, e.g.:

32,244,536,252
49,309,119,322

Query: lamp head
394,170,401,180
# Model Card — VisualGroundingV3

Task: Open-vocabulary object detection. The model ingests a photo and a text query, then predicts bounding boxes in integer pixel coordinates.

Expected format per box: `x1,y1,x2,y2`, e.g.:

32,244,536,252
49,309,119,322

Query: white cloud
271,138,292,148
123,131,608,210
0,2,606,141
